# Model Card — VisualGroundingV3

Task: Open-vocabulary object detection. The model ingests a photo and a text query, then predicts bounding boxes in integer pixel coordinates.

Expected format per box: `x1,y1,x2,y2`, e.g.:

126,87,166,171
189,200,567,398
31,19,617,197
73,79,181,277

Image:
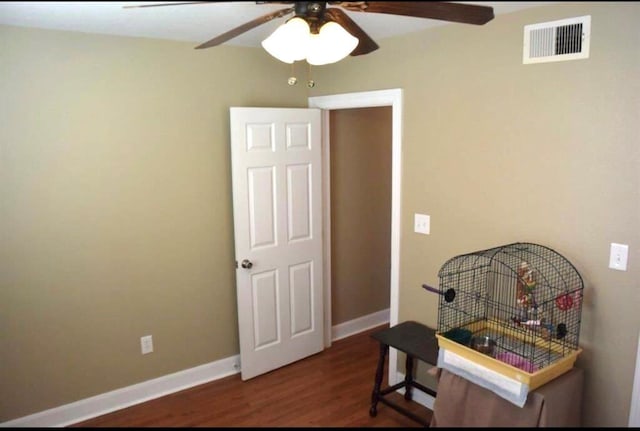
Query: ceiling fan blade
195,6,294,49
123,2,213,9
324,8,379,56
339,1,494,25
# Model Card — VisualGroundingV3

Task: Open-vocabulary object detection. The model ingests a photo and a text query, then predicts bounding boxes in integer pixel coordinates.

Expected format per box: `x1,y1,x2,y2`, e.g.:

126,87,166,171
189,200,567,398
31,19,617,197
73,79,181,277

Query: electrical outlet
140,335,153,355
609,243,629,271
414,213,430,235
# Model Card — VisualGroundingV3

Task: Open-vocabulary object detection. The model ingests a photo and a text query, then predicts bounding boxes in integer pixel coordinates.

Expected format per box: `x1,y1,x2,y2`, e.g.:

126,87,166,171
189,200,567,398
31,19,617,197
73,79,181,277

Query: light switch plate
609,243,629,271
414,213,430,235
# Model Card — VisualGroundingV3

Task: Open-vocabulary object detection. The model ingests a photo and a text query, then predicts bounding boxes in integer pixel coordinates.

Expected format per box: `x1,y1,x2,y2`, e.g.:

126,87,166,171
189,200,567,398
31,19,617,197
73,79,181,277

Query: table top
371,321,439,365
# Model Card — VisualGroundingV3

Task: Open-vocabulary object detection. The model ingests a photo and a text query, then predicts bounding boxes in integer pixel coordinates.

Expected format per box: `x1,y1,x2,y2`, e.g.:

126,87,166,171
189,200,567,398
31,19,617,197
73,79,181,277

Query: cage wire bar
432,242,583,373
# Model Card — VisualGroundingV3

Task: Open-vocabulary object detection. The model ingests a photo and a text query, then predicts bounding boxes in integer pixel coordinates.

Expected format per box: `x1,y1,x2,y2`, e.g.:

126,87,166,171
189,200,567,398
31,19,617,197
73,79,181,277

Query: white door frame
308,88,403,387
629,330,640,426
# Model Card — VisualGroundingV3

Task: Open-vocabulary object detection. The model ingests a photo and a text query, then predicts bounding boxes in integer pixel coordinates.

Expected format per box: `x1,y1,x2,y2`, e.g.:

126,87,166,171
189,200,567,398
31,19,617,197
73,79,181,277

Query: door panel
252,269,279,349
287,164,312,241
290,261,313,335
230,107,323,381
248,167,276,248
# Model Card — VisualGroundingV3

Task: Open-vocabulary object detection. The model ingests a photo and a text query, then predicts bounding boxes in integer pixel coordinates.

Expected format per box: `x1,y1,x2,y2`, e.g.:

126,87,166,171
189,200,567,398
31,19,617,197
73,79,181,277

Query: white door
230,107,324,380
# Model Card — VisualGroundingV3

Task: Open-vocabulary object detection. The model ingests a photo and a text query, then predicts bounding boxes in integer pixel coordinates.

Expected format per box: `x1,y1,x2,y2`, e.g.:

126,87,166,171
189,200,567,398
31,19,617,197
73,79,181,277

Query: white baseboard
331,308,390,342
1,355,240,428
3,310,391,428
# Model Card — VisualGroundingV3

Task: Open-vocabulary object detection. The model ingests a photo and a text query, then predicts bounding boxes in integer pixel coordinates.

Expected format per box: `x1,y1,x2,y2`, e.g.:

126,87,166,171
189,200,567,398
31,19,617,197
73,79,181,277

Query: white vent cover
523,15,591,64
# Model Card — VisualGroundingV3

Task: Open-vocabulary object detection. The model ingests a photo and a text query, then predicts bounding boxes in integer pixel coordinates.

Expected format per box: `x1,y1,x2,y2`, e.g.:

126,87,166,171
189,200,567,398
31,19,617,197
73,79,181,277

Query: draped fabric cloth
430,367,584,427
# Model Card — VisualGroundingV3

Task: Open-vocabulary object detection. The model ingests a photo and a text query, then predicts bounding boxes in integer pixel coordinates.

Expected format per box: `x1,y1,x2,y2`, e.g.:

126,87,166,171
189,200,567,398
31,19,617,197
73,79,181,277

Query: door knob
241,259,253,269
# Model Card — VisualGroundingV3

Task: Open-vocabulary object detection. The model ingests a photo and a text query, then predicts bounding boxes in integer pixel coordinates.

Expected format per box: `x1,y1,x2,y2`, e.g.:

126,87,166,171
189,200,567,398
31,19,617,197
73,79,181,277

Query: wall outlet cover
141,335,154,355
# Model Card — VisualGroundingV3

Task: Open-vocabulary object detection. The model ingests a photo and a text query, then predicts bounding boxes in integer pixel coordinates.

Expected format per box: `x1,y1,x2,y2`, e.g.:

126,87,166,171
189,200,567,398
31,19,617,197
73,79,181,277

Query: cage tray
436,319,582,391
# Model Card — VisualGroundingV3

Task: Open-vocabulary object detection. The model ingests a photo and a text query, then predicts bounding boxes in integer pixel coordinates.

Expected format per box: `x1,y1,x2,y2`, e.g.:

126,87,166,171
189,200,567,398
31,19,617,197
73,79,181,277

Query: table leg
369,343,389,417
404,354,414,400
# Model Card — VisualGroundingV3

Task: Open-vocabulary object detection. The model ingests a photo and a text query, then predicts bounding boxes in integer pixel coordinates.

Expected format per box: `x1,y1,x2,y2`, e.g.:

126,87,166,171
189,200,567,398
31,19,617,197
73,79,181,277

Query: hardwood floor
70,325,432,427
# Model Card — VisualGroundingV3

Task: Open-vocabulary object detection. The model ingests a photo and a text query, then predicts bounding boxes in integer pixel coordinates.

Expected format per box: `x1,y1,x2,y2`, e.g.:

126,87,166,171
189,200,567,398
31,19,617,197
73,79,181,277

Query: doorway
308,88,403,387
329,106,391,334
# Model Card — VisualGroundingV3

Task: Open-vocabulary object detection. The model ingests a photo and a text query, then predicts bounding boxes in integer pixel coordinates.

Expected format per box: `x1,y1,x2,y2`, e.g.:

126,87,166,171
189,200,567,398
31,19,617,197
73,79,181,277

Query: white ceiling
0,1,551,49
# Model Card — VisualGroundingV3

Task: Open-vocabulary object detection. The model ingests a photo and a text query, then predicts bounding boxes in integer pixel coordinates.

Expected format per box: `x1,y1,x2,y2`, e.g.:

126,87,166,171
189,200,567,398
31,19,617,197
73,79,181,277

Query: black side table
369,321,439,427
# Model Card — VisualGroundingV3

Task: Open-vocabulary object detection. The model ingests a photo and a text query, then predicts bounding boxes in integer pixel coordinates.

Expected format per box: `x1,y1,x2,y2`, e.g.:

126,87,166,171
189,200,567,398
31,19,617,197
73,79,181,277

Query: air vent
523,16,590,64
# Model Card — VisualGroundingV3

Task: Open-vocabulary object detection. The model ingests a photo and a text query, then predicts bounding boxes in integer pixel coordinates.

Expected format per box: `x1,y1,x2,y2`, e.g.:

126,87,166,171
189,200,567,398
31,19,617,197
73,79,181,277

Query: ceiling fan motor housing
294,1,327,33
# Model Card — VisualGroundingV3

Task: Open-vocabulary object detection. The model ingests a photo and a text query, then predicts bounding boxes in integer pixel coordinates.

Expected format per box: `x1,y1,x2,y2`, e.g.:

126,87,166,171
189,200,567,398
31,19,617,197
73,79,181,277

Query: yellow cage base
436,319,582,391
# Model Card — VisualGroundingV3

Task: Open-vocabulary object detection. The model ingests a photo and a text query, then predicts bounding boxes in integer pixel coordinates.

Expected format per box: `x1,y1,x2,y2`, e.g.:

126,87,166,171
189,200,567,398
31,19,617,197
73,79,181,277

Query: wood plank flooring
70,324,432,427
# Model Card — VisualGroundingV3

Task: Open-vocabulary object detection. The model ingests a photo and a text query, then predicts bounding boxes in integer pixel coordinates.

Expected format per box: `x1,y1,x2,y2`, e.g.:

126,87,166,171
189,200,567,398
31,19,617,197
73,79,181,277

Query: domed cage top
434,242,584,375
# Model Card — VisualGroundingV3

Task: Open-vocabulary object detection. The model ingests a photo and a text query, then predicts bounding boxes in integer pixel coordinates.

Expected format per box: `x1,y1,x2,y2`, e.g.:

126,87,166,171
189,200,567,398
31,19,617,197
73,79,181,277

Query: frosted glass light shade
306,21,358,66
261,17,310,64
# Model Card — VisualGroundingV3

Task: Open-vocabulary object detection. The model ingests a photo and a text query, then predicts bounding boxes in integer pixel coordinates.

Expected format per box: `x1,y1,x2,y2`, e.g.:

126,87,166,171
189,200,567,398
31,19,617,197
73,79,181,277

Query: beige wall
0,25,308,421
311,2,640,427
2,2,639,427
329,107,392,324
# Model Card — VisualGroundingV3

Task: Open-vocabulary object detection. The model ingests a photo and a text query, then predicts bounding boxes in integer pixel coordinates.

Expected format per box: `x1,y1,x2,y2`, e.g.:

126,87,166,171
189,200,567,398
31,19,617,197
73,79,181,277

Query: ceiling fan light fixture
261,17,310,64
262,15,358,66
306,21,359,66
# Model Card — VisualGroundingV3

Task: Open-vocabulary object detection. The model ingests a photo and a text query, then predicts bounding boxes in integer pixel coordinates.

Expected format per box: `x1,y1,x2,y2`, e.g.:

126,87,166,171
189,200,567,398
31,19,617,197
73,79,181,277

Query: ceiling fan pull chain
287,62,298,86
307,62,315,88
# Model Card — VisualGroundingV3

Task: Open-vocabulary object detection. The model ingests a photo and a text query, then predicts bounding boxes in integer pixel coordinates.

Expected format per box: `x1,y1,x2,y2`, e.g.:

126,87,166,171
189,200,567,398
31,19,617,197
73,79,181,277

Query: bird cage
428,242,584,391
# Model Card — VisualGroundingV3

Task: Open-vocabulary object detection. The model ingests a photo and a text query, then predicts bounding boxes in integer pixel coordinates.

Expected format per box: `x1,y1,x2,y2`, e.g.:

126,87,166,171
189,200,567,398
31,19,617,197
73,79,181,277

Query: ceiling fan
126,1,495,57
